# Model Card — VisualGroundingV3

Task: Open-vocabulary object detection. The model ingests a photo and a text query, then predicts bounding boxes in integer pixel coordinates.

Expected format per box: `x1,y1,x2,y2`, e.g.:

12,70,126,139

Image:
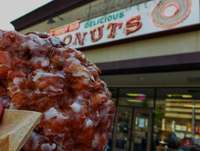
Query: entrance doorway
131,108,153,151
112,107,153,151
110,88,154,151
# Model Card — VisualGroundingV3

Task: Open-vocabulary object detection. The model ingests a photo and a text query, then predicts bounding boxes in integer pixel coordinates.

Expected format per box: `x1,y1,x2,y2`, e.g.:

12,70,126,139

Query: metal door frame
112,105,154,151
131,107,154,151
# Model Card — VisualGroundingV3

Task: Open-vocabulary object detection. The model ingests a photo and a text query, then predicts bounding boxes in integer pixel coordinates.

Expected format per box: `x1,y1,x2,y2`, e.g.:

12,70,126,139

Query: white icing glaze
41,143,56,151
73,70,90,79
66,57,81,65
44,107,68,120
70,101,82,113
31,56,49,67
47,86,62,92
13,77,23,86
33,70,65,81
31,132,41,150
92,133,100,148
85,118,93,127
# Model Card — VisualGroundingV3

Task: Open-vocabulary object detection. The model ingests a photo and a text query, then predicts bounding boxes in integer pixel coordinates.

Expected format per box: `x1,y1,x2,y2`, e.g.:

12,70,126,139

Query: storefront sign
49,20,80,36
49,0,199,49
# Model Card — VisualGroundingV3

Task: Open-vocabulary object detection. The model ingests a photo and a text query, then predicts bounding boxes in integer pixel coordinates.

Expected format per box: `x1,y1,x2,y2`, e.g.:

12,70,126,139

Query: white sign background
56,0,200,49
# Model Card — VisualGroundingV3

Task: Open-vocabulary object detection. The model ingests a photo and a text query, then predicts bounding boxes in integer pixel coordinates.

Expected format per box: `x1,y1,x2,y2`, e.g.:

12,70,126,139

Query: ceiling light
182,94,192,99
127,99,143,103
167,94,192,99
126,93,146,97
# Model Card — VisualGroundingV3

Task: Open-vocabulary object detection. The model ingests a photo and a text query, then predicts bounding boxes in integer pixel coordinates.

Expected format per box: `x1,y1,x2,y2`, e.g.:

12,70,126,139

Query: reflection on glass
118,88,154,108
155,88,200,151
107,88,200,151
131,109,151,151
113,107,132,151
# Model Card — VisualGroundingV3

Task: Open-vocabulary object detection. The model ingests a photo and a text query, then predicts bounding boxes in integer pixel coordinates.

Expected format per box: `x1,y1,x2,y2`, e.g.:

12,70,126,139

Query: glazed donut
0,30,115,151
152,0,192,28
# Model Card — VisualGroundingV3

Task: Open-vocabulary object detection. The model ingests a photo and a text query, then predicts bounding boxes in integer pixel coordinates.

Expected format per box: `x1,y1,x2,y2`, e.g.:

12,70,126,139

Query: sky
0,0,53,30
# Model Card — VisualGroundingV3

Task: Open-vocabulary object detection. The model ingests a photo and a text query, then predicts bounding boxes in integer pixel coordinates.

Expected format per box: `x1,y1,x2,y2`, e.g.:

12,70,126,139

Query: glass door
131,108,153,151
113,107,132,151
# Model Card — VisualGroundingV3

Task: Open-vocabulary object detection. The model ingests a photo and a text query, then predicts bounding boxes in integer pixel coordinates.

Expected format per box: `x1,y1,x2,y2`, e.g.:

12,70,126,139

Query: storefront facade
106,86,200,151
12,0,200,150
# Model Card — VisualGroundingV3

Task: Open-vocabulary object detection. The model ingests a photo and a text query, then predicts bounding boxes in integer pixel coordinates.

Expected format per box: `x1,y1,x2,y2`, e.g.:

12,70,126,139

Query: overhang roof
11,0,94,31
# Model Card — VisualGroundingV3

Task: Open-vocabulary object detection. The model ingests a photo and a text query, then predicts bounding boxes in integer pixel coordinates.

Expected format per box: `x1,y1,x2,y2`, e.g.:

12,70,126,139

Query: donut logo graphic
152,0,192,29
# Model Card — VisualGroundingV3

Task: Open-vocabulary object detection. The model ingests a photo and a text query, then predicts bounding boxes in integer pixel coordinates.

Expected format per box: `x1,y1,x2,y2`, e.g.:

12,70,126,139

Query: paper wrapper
0,109,41,151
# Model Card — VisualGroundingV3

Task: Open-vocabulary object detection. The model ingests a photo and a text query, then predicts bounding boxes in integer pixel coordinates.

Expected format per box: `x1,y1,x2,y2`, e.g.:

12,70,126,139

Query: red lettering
68,21,80,32
107,23,123,39
90,25,104,42
126,15,142,35
74,32,87,46
63,34,73,46
49,30,55,36
64,26,70,33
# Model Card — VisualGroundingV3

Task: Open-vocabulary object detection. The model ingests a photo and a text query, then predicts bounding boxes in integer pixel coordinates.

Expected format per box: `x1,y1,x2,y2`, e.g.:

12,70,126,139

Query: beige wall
84,30,200,63
101,71,200,87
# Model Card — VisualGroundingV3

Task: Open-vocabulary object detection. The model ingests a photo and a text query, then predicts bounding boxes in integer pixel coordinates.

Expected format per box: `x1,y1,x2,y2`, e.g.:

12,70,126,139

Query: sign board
49,0,200,49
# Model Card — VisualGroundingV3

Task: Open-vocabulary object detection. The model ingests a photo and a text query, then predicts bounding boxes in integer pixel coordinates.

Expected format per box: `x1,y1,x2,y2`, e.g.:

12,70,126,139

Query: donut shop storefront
47,0,200,150
15,0,200,150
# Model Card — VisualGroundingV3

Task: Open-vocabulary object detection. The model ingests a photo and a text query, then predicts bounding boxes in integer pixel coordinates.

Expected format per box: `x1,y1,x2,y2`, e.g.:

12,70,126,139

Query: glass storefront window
155,88,200,151
107,87,200,151
118,88,154,108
